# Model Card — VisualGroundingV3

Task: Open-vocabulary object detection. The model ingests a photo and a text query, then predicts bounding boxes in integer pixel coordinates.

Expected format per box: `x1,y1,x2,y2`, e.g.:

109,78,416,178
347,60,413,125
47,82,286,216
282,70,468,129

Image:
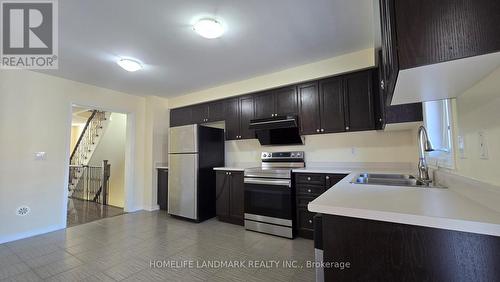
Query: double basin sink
351,173,446,188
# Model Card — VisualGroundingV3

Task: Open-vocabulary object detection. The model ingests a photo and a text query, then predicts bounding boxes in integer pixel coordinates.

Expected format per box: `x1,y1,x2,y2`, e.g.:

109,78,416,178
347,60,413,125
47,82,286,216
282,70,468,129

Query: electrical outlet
34,152,46,161
351,147,356,156
478,132,489,160
458,135,466,159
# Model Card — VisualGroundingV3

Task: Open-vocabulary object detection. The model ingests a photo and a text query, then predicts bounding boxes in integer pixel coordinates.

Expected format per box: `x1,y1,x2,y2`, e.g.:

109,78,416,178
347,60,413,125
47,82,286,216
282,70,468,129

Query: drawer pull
308,220,312,224
307,177,311,181
307,189,312,193
325,176,330,180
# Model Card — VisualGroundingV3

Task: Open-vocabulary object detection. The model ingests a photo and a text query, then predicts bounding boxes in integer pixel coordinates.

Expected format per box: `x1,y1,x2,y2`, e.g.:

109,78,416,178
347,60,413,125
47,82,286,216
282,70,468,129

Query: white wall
88,113,127,208
225,129,418,166
168,48,375,108
0,70,169,244
167,48,418,169
143,96,169,211
445,67,500,186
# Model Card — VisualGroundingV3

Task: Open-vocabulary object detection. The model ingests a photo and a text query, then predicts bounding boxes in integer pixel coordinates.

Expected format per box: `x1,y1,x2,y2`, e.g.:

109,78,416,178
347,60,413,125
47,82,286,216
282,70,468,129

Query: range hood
249,115,304,146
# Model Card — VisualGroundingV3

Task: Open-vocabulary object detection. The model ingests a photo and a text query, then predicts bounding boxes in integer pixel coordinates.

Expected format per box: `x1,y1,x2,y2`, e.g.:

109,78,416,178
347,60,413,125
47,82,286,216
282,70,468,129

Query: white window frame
423,99,455,170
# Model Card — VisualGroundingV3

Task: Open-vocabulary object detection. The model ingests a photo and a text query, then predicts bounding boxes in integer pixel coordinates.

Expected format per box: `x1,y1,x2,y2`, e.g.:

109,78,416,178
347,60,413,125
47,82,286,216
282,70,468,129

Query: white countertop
213,167,246,172
308,169,500,237
156,166,168,170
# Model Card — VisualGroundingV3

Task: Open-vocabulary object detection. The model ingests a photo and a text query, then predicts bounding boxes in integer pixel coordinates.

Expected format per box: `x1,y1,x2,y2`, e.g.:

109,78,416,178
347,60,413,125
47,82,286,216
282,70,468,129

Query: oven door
244,178,293,220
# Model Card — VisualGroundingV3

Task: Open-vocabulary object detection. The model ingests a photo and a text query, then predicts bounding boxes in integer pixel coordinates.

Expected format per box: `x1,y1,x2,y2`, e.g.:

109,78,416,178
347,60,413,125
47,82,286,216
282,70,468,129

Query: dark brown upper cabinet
191,104,209,124
275,86,298,116
319,77,345,133
298,82,321,135
208,100,226,122
254,91,275,119
224,96,255,140
170,107,192,127
344,70,375,132
379,0,500,105
239,96,255,139
374,50,423,129
225,98,240,140
299,70,375,135
395,0,500,70
254,86,298,119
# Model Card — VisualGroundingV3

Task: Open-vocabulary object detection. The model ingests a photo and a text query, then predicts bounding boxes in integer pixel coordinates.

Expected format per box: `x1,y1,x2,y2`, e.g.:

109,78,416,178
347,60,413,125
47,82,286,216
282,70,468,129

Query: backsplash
224,128,419,165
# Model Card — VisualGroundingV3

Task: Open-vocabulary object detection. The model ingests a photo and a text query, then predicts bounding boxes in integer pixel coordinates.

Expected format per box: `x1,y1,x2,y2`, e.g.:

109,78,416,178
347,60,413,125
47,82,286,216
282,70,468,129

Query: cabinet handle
307,189,312,193
345,126,350,130
307,177,311,181
325,176,330,180
321,129,324,132
228,172,231,175
308,220,313,224
380,80,385,90
226,172,228,175
316,129,320,133
379,118,383,122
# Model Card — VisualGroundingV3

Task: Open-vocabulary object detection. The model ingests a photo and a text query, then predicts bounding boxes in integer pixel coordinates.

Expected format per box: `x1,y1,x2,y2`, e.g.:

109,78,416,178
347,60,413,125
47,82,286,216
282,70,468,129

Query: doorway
67,106,127,226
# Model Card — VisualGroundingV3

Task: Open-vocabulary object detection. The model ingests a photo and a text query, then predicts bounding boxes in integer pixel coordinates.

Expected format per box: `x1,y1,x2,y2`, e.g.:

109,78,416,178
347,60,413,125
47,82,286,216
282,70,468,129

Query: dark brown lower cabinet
295,173,347,239
157,168,168,210
216,171,244,225
322,215,500,282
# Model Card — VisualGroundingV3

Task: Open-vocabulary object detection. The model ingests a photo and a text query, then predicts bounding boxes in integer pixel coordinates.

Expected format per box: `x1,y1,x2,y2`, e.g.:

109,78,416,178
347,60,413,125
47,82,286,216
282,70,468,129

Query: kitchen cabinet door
275,86,298,116
298,82,321,135
170,107,192,127
191,104,209,124
319,77,345,133
379,0,399,106
239,96,255,139
208,100,226,122
254,91,275,119
386,103,423,124
157,169,168,210
215,172,230,218
225,98,240,140
229,172,244,224
344,71,375,132
395,0,500,70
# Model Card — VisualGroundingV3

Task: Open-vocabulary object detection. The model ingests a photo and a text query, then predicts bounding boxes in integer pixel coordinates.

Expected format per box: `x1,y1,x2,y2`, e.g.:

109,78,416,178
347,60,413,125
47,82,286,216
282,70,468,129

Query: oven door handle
244,178,291,187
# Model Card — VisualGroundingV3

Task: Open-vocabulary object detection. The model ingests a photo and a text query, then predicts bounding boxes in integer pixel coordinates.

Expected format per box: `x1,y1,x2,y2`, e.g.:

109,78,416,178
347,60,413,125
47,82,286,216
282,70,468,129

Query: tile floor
1,211,315,281
67,198,124,227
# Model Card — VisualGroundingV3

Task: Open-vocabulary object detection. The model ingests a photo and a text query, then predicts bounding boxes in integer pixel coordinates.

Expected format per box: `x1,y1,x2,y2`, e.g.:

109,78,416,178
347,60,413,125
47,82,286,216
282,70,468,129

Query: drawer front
297,208,315,231
325,174,347,187
296,195,317,207
296,173,325,186
297,184,325,196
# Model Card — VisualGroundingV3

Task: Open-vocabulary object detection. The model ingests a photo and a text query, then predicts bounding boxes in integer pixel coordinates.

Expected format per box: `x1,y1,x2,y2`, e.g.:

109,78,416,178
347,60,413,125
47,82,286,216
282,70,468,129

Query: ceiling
40,0,376,97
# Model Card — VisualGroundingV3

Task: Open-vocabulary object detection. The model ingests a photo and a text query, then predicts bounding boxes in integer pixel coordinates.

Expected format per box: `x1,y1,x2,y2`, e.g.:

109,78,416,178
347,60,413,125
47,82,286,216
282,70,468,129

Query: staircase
68,110,110,201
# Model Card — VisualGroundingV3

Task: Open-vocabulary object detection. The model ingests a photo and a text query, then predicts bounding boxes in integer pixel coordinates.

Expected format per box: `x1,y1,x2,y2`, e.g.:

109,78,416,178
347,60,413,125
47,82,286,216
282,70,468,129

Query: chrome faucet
417,126,434,183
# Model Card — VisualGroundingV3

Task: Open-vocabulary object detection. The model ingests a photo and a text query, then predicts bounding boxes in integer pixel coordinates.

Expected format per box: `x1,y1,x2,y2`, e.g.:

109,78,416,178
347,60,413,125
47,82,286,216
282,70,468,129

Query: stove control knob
291,153,295,157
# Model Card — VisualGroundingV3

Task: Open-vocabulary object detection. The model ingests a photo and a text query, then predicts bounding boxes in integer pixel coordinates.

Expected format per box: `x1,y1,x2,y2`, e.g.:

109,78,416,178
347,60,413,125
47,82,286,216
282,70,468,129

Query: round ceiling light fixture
117,58,143,72
193,18,224,39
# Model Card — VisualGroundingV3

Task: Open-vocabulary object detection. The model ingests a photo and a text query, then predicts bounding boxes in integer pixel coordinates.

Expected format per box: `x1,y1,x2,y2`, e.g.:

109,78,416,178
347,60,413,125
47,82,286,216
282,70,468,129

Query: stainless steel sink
351,173,446,188
358,173,416,180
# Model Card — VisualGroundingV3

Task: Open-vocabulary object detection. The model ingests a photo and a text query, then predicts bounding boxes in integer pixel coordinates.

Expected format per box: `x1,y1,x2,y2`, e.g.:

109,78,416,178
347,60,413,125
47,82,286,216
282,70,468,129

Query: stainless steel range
244,151,305,238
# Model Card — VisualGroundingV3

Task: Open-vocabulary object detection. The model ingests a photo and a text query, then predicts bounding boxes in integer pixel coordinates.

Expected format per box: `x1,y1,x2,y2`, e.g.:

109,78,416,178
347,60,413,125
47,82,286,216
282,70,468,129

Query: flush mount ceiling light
193,18,224,39
117,58,143,72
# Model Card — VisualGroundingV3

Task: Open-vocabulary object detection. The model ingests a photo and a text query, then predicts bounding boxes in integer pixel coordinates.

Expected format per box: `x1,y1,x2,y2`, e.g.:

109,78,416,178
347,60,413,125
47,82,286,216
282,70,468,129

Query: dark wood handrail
70,110,98,162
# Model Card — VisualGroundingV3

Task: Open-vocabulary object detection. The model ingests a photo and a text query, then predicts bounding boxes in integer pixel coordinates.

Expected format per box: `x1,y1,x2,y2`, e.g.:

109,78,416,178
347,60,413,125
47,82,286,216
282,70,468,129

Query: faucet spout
417,126,434,183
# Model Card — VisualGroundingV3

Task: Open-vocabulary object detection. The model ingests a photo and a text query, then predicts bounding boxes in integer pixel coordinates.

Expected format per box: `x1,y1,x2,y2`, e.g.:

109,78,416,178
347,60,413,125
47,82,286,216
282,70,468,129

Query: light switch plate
478,132,489,160
34,152,46,161
458,135,466,159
